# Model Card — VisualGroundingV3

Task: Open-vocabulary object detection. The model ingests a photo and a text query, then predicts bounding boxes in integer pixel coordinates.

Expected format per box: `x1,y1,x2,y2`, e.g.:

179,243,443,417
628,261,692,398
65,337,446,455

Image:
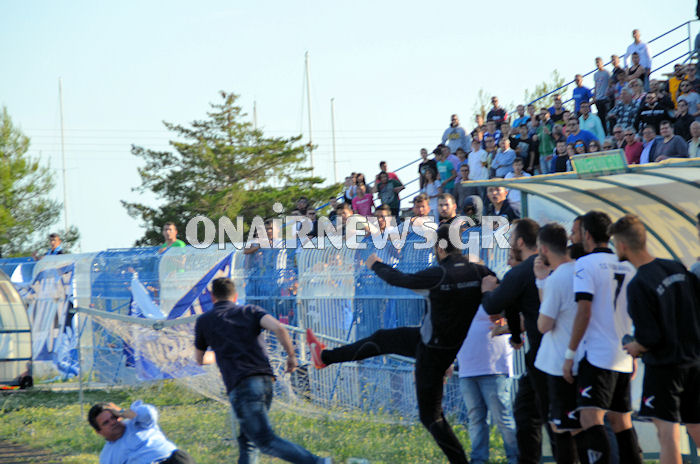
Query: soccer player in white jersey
533,223,581,463
611,215,700,464
563,211,643,464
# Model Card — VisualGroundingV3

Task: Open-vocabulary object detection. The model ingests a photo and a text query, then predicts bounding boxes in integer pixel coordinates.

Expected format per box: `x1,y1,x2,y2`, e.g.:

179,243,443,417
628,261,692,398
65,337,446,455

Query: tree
523,69,568,112
123,91,340,246
0,107,79,257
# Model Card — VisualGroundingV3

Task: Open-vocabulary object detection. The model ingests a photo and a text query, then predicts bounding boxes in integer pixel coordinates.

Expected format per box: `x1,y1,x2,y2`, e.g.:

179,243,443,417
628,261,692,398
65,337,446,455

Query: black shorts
638,363,700,424
576,357,632,413
547,374,581,431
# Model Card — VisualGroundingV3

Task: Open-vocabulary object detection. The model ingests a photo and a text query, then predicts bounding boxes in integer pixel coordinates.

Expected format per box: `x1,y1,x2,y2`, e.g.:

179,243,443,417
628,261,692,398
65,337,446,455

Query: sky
0,1,695,253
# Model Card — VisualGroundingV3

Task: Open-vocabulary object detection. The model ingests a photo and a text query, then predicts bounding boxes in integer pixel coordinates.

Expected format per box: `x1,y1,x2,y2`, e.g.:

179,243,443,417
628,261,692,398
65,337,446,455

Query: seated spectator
677,80,700,117
512,104,530,128
674,99,694,141
654,120,689,161
548,95,566,124
565,117,597,149
443,144,461,173
551,140,569,173
471,127,484,146
611,124,626,148
578,101,605,143
626,52,647,84
504,157,531,215
588,140,601,153
373,172,404,217
629,78,646,104
442,114,470,154
638,92,673,133
351,183,375,217
501,122,514,145
418,147,437,189
607,88,640,132
651,80,674,111
593,57,611,132
572,74,592,114
602,137,617,151
487,96,508,124
355,173,367,188
689,121,700,157
668,64,687,107
475,113,485,131
492,139,516,178
454,148,469,182
513,124,534,168
560,110,573,129
483,119,502,148
485,185,520,222
343,176,356,202
467,139,489,181
420,169,442,219
623,128,643,164
453,165,479,215
483,136,499,177
88,401,196,464
639,125,662,164
573,140,587,155
609,54,627,100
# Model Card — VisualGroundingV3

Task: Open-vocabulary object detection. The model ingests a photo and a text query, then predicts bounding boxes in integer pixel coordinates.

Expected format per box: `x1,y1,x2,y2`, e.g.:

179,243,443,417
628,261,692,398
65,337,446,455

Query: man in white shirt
563,211,643,464
533,224,581,463
504,157,531,215
625,30,652,90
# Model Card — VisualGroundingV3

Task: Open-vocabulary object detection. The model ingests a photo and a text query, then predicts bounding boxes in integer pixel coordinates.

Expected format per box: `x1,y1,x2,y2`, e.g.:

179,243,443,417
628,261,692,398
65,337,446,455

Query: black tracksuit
322,253,493,464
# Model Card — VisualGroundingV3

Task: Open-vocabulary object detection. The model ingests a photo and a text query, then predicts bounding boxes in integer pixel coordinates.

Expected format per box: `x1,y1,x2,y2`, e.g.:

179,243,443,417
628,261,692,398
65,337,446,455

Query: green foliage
123,92,341,246
523,69,569,112
0,107,79,257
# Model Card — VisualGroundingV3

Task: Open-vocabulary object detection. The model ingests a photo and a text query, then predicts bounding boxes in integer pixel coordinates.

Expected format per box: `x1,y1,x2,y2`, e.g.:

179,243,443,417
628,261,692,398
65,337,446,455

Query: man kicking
307,225,493,464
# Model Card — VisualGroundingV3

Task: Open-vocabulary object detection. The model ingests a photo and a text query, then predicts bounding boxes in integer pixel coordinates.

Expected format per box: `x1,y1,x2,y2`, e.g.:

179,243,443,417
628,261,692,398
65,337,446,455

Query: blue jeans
459,375,518,464
229,375,321,464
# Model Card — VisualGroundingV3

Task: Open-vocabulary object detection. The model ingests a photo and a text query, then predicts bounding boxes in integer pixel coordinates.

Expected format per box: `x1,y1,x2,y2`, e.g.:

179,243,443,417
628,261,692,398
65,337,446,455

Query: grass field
0,380,515,463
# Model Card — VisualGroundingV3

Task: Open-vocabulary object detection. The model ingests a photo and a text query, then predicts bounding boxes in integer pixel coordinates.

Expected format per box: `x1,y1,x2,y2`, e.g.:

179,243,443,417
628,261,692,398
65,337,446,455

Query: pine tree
123,91,340,245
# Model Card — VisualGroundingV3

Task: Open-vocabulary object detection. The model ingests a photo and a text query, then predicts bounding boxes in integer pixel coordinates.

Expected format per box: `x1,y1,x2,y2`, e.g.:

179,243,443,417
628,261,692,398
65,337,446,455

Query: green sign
570,149,628,176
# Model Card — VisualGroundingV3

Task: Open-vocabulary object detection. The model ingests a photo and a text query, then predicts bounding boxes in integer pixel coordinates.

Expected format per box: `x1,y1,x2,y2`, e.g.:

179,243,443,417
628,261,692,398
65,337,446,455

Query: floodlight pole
305,51,314,176
59,78,69,232
331,98,337,183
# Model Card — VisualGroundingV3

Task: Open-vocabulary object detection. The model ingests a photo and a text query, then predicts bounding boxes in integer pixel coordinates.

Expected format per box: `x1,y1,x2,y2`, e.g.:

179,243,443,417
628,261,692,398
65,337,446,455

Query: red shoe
306,328,327,369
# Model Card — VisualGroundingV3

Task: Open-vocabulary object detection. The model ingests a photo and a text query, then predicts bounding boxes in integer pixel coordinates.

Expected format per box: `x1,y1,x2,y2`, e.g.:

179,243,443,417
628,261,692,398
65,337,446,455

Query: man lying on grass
88,401,196,464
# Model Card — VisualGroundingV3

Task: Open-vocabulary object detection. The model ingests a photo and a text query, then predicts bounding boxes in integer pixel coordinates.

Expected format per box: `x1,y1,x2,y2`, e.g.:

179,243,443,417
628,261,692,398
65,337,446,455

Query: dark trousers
595,99,610,135
160,449,196,464
324,327,469,464
513,356,556,464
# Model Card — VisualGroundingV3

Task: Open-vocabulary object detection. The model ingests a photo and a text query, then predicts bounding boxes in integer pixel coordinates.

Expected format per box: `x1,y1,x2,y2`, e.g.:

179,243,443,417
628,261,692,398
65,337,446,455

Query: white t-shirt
573,250,635,373
504,171,531,205
535,262,579,376
457,306,513,377
421,180,442,221
467,149,489,180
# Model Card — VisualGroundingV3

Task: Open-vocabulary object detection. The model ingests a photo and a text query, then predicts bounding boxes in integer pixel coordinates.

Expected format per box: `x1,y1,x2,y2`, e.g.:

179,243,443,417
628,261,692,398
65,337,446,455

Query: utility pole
330,98,337,183
305,51,314,176
59,78,69,232
253,100,258,130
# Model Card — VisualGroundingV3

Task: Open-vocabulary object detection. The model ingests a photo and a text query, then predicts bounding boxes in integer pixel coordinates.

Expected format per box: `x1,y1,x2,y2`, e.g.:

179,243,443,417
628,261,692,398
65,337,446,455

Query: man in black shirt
418,147,438,189
194,278,330,464
610,215,700,463
307,225,493,464
481,219,562,463
437,193,458,225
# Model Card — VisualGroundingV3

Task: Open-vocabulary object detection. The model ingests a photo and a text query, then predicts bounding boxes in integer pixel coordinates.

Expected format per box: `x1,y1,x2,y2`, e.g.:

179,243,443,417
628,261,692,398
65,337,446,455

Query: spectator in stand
454,148,469,182
501,122,514,147
306,209,319,239
158,223,186,254
573,140,587,155
472,127,483,146
668,64,687,107
572,74,592,115
626,52,647,86
612,125,626,149
625,29,652,90
485,185,520,222
442,114,470,154
535,109,555,174
689,121,700,157
565,117,597,149
468,139,488,181
654,120,689,161
639,125,662,164
436,148,457,194
638,92,673,133
343,176,356,203
418,147,437,189
483,119,503,148
512,105,530,128
549,95,566,125
652,80,675,111
377,161,399,182
674,99,694,141
602,138,616,151
623,128,643,164
593,57,611,131
420,169,441,220
368,204,396,236
588,140,601,152
492,138,516,178
453,165,479,215
408,194,435,230
552,140,569,173
373,171,404,217
513,124,534,169
475,113,485,132
437,193,458,225
457,304,518,464
579,101,606,143
677,80,700,117
504,157,531,215
327,196,339,223
351,183,374,217
487,96,508,124
610,55,627,99
442,144,461,174
607,88,640,132
355,173,367,189
629,78,646,105
526,104,538,130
